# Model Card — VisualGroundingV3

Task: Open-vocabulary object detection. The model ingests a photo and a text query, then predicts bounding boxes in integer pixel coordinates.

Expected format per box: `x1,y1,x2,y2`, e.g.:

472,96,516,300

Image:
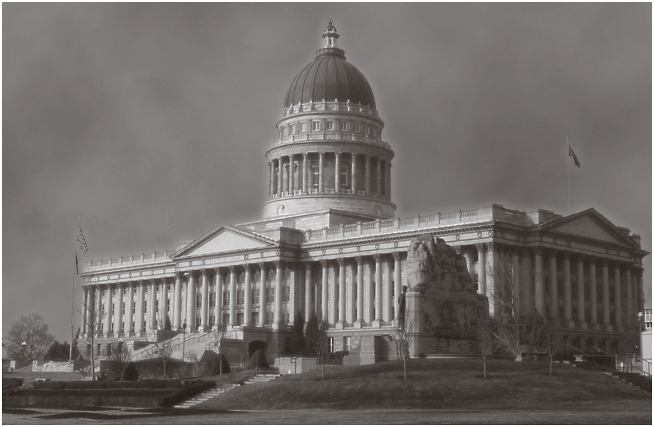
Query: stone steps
173,384,239,409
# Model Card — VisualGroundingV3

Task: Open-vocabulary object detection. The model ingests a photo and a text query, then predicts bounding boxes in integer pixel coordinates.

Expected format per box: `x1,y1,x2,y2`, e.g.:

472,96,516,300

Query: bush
31,379,183,390
122,362,139,381
2,377,24,395
160,380,215,407
246,349,269,369
199,350,231,375
131,358,196,379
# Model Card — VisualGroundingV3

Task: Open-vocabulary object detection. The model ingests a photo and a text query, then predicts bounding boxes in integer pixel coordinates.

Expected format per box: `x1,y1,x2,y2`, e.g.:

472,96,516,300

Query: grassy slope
199,359,650,411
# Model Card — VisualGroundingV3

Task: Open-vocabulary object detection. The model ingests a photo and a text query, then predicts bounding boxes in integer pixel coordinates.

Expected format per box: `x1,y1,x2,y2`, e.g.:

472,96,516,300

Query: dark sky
3,3,651,342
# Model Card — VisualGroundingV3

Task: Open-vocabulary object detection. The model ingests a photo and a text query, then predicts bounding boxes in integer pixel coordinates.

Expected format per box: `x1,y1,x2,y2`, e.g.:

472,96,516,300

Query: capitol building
79,22,647,364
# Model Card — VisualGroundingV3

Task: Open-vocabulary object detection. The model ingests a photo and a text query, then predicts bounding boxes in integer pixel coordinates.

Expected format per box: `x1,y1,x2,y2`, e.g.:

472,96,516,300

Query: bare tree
475,307,492,379
211,322,228,375
108,340,131,380
395,286,414,380
77,360,93,379
305,312,329,380
148,339,175,379
75,303,106,381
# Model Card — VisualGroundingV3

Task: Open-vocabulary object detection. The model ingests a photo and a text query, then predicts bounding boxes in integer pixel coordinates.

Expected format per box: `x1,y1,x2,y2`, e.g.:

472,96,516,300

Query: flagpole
71,216,79,363
566,136,571,212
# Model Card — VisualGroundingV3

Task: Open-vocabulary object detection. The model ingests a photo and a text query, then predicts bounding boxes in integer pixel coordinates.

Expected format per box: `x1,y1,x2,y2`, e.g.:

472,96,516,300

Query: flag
77,216,89,253
568,144,581,168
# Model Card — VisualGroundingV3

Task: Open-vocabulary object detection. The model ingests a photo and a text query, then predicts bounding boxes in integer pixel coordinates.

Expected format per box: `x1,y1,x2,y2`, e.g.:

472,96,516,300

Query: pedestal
406,290,426,358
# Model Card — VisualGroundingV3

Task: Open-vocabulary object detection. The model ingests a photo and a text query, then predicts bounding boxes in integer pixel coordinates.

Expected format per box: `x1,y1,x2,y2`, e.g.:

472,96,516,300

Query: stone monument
404,234,489,356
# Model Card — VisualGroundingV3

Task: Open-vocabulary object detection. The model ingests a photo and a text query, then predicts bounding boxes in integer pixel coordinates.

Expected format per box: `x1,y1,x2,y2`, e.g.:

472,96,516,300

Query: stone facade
78,22,647,365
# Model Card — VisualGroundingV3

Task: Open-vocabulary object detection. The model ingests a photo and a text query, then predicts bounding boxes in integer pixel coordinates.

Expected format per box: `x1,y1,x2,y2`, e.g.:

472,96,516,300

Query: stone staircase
571,361,651,393
173,384,240,409
173,368,281,409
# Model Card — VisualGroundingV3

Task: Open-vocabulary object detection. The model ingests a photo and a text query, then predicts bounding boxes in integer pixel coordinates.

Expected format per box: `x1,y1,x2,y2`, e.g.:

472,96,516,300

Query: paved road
4,403,651,425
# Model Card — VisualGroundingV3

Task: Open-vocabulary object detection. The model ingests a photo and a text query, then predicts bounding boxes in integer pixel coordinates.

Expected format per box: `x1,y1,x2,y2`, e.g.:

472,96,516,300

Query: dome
283,23,376,109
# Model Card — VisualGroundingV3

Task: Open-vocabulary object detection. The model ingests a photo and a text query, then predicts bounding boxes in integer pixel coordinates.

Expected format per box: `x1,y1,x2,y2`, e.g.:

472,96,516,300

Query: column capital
320,259,328,267
258,261,266,270
355,256,363,265
337,258,345,267
487,242,499,252
533,247,544,256
562,252,571,261
475,243,486,252
586,255,597,265
201,269,209,277
305,262,312,272
453,246,462,255
243,263,251,272
392,252,402,261
228,265,236,273
520,248,531,257
373,254,381,263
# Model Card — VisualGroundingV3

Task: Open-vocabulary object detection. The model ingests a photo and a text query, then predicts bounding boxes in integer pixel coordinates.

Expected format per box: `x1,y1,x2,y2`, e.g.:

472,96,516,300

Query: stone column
318,152,325,193
277,157,283,195
393,253,402,322
82,287,90,336
376,159,382,195
160,278,168,324
588,257,599,330
353,257,363,327
601,261,612,331
577,256,587,329
302,153,309,193
476,244,487,295
487,243,498,316
94,286,102,337
334,151,341,192
136,281,145,335
613,264,622,331
520,249,532,311
637,269,644,315
384,256,394,322
186,273,197,331
351,153,357,193
373,255,383,327
257,264,265,327
548,251,558,319
113,283,123,337
386,162,392,198
337,259,346,327
149,279,157,330
346,261,356,324
228,267,236,328
123,283,133,336
511,250,520,314
534,248,545,316
173,273,182,330
288,154,294,193
244,265,252,327
304,263,313,320
213,269,223,329
562,253,573,328
273,262,283,330
328,262,337,325
364,155,371,196
269,162,274,196
624,266,633,327
321,260,328,322
103,285,112,337
200,270,209,331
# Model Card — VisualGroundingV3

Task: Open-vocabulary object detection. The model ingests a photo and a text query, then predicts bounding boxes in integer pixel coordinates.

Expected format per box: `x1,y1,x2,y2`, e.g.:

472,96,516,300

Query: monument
404,234,490,356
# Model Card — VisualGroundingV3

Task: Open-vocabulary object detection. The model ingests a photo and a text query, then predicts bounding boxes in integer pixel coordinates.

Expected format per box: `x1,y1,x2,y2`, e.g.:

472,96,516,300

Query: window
313,121,320,131
282,286,290,302
339,121,347,131
327,121,334,130
210,293,216,308
354,123,360,132
283,312,290,325
196,294,202,309
222,313,230,327
196,317,201,329
209,315,215,326
252,289,260,305
266,312,274,325
339,166,348,187
343,336,351,351
311,164,320,189
266,287,275,303
365,125,370,134
290,124,296,134
283,127,288,137
236,312,244,326
300,122,307,132
237,290,245,305
328,337,335,354
223,291,230,307
251,312,259,325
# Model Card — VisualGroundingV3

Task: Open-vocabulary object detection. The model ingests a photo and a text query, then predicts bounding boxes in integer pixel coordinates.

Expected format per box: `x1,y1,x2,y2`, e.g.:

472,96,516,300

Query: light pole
21,342,27,360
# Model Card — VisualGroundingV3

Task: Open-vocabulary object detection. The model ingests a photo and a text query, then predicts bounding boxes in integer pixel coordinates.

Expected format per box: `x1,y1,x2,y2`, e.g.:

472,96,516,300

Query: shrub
31,379,183,390
2,378,24,395
122,362,139,381
199,350,231,375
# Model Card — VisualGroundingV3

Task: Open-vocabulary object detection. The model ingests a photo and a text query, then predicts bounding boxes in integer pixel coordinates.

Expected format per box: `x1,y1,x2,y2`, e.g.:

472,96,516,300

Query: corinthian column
288,154,294,193
273,262,282,331
334,152,341,192
577,256,587,329
244,265,252,327
373,255,382,327
562,253,573,328
393,253,402,322
114,283,123,337
321,260,328,322
214,269,224,329
148,279,157,331
305,263,313,321
302,153,308,193
476,244,487,295
614,264,622,332
588,257,599,330
103,285,112,337
277,157,283,195
548,251,558,319
351,153,357,193
534,248,545,316
364,155,370,196
601,261,611,331
337,259,346,327
136,281,145,335
200,270,209,331
186,273,197,331
125,283,134,336
229,267,236,328
318,152,325,193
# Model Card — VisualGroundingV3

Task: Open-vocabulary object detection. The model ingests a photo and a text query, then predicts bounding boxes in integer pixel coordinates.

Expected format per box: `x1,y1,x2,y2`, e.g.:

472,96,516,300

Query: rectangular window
339,166,348,187
282,286,290,302
251,312,259,325
290,124,296,134
343,336,351,351
339,121,347,131
252,289,260,305
311,164,320,189
210,293,216,308
222,313,230,327
327,121,334,130
196,317,201,329
237,290,245,305
313,121,320,131
354,123,360,132
328,337,335,354
283,312,290,325
266,312,274,325
266,287,275,303
223,291,230,307
236,312,244,326
300,122,307,132
365,125,370,134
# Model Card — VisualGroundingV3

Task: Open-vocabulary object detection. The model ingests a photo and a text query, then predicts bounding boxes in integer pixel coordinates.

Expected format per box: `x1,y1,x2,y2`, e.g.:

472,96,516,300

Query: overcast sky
3,3,651,342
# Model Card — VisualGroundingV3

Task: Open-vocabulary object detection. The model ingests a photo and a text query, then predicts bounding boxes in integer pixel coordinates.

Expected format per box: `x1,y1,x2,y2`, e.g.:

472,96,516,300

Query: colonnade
81,253,406,338
468,243,644,332
269,152,391,198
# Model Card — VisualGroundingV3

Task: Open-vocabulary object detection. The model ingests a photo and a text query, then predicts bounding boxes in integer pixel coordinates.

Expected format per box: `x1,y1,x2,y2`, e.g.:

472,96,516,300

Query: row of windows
282,120,378,137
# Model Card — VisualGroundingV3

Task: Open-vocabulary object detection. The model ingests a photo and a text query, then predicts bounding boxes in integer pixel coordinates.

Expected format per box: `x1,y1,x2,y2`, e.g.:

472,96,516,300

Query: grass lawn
3,371,83,385
198,358,651,411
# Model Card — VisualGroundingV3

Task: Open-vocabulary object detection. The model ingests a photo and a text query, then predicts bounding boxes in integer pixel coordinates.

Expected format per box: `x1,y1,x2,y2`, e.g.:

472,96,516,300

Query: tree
305,312,329,380
44,340,81,362
75,303,106,381
291,310,305,354
211,322,229,375
5,312,55,360
395,285,413,379
475,307,493,379
77,360,93,379
109,341,131,380
150,339,174,379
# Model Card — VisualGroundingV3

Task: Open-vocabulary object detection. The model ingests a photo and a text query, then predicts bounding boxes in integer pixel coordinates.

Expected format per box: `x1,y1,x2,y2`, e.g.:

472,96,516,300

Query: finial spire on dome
322,17,339,49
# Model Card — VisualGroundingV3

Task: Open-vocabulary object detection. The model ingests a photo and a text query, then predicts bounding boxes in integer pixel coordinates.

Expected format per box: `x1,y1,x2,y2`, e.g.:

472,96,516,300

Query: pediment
542,209,636,247
175,227,276,258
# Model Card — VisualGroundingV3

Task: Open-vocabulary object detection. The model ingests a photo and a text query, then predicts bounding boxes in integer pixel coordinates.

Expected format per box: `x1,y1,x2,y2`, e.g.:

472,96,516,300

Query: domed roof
284,22,376,109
